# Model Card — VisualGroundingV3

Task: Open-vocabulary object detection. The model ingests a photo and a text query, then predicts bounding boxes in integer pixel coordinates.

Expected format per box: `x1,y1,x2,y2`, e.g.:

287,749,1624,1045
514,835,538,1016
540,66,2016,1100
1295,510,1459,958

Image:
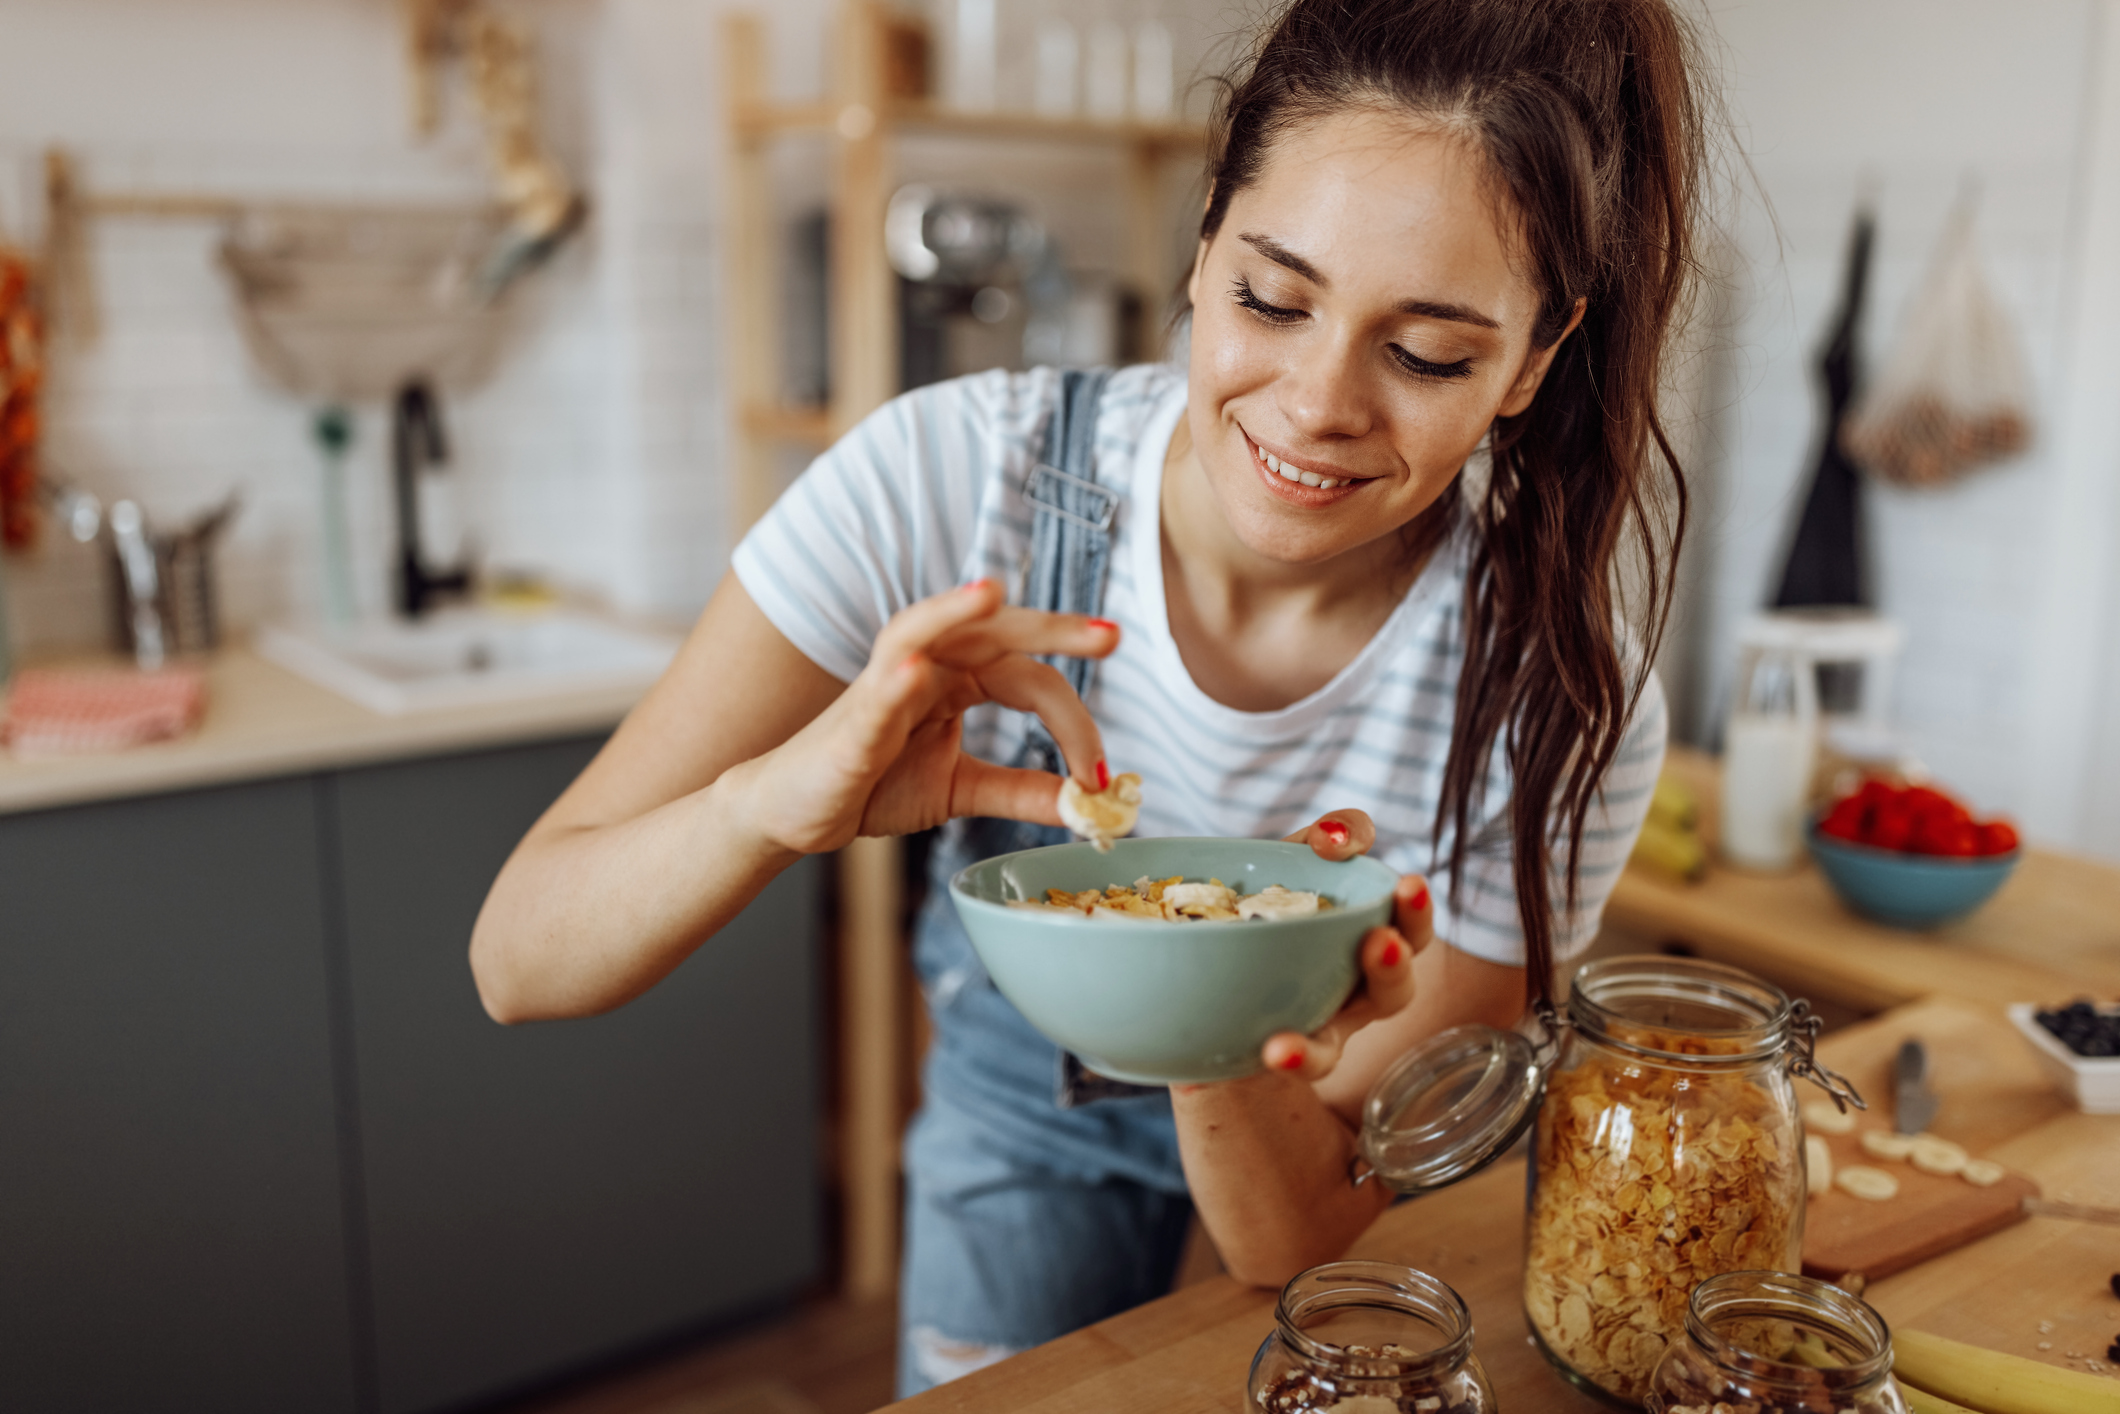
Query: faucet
392,377,472,618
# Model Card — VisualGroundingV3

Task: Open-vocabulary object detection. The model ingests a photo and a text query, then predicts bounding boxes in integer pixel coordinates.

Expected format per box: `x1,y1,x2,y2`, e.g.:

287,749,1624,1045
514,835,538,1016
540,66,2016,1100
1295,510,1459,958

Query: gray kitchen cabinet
0,734,823,1414
330,737,824,1414
0,777,361,1414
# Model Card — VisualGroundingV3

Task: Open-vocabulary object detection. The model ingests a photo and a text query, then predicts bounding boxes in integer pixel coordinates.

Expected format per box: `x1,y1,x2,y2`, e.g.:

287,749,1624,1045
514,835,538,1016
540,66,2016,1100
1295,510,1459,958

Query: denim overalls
895,370,1195,1396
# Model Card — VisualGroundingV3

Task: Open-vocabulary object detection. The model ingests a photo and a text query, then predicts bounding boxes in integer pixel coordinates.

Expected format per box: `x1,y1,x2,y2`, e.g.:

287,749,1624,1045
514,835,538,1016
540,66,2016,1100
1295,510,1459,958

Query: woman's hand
1262,807,1434,1081
728,578,1120,856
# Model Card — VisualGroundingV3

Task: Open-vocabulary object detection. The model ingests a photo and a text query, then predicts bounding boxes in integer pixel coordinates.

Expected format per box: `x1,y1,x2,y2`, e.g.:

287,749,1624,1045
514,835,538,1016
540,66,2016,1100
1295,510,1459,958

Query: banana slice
1909,1135,1968,1176
1235,885,1323,921
1960,1158,2006,1187
1860,1130,1917,1161
1805,1135,1834,1197
1163,881,1237,911
1057,772,1142,852
1802,1099,1859,1135
1835,1165,1901,1202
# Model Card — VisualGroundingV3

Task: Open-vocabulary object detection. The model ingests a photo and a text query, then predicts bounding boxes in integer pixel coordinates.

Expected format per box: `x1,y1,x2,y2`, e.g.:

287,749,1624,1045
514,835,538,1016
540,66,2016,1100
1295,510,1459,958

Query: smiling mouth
1245,432,1364,494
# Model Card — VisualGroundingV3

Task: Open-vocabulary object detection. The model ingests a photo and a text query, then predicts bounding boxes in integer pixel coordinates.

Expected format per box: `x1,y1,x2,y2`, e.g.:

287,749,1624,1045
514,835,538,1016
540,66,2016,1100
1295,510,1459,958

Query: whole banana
1899,1379,1980,1414
1892,1328,2120,1414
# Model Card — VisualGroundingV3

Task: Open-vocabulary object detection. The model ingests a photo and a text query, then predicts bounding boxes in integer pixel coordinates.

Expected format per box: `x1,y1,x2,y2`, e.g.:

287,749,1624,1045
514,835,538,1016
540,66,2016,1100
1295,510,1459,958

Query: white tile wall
1682,0,2120,856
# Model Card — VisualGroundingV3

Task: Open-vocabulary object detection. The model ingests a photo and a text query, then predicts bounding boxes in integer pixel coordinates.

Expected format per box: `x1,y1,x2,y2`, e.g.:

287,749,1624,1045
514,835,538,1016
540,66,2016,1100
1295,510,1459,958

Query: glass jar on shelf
1247,1261,1496,1414
1352,955,1864,1410
1646,1270,1909,1414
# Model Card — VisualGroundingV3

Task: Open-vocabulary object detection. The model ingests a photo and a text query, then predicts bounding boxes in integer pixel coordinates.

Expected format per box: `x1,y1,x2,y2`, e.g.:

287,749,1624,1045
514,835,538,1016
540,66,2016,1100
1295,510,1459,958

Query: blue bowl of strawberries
1807,780,2021,929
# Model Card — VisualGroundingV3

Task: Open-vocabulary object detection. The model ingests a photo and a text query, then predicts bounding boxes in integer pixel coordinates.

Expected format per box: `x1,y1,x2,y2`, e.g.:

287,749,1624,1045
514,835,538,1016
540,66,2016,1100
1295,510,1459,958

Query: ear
1496,297,1587,418
1186,235,1211,310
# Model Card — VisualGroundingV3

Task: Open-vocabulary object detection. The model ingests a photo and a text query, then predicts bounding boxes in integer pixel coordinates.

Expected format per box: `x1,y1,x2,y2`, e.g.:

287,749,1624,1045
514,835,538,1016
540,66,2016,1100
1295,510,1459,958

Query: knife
1894,1038,1939,1135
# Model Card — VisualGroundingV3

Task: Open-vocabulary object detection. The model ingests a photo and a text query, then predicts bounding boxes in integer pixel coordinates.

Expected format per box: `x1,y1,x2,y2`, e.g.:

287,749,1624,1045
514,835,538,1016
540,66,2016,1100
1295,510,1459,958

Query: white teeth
1257,441,1351,490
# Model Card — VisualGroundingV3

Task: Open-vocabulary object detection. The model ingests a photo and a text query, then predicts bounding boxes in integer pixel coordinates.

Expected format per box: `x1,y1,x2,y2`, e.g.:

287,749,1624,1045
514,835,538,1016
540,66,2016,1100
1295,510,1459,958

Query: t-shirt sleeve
732,377,1003,683
1432,671,1669,969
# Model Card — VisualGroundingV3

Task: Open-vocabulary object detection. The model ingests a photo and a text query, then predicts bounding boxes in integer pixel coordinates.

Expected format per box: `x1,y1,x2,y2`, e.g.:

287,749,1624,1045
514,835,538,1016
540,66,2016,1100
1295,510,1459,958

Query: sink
257,608,680,716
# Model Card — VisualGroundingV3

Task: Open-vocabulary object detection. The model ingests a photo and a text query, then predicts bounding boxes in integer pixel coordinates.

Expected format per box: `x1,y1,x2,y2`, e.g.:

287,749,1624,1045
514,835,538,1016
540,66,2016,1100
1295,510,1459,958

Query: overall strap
1016,368,1118,772
1020,369,1161,1109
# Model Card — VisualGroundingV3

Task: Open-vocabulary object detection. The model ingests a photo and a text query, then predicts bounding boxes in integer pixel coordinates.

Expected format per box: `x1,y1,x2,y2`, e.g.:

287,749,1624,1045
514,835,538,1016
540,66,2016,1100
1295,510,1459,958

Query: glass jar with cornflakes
1522,957,1843,1407
1248,1261,1497,1414
1646,1270,1909,1414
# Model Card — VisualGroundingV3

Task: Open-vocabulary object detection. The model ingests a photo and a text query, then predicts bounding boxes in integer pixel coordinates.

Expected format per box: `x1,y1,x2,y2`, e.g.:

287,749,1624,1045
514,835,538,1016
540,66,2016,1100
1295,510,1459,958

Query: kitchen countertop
1604,747,2120,1010
888,996,2120,1412
0,645,647,816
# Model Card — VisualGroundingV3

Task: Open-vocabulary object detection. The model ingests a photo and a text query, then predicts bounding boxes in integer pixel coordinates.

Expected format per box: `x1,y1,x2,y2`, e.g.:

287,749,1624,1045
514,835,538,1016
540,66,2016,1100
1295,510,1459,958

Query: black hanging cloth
1773,207,1875,609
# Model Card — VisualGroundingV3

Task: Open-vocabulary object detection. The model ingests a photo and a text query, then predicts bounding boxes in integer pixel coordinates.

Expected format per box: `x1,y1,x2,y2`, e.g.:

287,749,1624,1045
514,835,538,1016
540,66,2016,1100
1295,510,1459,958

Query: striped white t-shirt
733,363,1665,967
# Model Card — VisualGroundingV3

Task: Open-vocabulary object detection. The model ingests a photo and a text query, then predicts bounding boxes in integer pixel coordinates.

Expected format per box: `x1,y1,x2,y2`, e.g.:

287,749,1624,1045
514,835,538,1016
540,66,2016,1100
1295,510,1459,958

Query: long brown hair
1197,0,1701,1005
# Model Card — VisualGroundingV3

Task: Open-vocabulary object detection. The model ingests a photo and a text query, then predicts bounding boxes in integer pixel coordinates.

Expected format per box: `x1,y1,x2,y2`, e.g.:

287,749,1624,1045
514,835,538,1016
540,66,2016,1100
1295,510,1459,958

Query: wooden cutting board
1801,1124,2040,1281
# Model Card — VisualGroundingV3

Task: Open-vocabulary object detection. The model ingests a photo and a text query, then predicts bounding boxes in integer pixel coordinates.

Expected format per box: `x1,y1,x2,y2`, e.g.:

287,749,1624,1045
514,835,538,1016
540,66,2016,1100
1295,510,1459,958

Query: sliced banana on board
1860,1130,1918,1161
1960,1158,2006,1187
1805,1135,1834,1197
1909,1135,1969,1176
1802,1099,1859,1136
1058,772,1142,852
1835,1165,1901,1202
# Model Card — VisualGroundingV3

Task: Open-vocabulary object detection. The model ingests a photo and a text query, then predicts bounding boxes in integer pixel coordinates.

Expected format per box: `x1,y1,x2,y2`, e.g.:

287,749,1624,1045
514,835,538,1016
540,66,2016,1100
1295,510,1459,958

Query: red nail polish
1320,820,1348,844
1095,759,1110,791
1410,884,1430,912
962,577,994,594
1381,940,1403,967
1087,617,1119,632
1279,1048,1306,1071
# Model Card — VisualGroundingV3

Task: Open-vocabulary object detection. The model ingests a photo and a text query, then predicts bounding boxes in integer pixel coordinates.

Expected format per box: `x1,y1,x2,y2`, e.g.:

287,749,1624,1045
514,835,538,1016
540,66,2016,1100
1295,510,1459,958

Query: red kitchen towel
0,666,208,758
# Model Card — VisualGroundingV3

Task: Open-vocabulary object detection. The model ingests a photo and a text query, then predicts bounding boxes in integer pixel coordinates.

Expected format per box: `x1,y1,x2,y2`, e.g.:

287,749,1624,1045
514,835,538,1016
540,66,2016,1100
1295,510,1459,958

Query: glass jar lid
1357,1023,1543,1194
1354,957,1865,1195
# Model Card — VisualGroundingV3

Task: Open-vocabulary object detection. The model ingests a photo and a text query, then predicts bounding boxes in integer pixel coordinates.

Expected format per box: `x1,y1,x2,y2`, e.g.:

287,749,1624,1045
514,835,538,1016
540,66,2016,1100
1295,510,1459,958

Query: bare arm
1173,812,1528,1287
470,571,1118,1022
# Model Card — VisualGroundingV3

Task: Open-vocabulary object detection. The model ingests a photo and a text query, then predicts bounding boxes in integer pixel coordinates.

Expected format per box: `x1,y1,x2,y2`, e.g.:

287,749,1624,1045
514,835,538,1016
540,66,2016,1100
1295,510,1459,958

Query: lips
1254,442,1351,489
1242,431,1367,507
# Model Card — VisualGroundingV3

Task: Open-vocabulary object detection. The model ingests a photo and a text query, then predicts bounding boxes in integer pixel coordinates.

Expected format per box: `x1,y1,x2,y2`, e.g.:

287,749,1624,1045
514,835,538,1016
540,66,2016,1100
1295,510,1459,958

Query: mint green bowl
950,838,1401,1084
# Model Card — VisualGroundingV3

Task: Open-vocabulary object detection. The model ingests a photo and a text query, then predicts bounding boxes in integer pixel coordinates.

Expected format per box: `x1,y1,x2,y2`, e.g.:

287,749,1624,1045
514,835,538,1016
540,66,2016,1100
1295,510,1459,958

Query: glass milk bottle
1721,619,1819,870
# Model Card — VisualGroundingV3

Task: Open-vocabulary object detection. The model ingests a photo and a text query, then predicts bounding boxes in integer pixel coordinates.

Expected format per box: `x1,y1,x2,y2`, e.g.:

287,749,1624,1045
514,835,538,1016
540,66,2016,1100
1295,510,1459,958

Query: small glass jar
1522,958,1812,1407
1647,1271,1909,1414
1248,1261,1496,1413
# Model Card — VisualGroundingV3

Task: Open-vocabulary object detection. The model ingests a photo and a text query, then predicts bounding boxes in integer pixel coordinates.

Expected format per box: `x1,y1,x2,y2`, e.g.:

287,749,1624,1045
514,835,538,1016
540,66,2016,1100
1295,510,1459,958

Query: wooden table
889,998,2120,1412
1602,748,2120,1012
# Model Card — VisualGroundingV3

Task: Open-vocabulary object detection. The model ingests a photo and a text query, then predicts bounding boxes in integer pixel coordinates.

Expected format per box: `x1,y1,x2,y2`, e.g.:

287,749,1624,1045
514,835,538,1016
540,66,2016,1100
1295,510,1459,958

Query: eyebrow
1237,230,1503,331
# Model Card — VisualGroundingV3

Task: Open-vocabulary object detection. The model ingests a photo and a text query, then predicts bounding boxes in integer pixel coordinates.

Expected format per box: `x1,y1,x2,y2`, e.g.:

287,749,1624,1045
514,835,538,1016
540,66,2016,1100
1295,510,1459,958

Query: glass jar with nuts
1646,1270,1909,1414
1247,1261,1496,1413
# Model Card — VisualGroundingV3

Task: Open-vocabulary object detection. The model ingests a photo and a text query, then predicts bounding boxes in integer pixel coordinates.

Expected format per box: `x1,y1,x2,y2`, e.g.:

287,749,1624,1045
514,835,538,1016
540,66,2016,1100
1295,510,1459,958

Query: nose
1275,329,1374,443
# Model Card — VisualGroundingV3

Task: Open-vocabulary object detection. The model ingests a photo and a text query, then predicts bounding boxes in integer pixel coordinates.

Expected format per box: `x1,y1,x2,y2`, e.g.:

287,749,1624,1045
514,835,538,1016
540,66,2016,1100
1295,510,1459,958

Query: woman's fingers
1392,874,1436,960
1259,925,1417,1082
970,654,1108,784
930,605,1121,669
1284,809,1376,861
948,756,1067,826
870,579,1008,670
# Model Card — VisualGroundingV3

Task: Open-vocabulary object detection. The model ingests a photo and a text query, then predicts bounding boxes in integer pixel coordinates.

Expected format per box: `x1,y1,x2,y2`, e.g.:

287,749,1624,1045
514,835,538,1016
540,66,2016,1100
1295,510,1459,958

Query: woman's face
1185,107,1577,566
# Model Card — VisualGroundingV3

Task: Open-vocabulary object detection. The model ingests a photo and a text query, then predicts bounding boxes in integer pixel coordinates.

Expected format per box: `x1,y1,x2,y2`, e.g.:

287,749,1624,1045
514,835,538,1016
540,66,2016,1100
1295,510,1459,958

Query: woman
472,0,1701,1395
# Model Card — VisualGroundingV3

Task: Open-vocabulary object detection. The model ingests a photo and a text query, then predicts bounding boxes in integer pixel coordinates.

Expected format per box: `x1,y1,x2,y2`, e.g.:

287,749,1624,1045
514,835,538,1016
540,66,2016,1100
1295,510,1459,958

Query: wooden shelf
740,400,833,447
735,99,1206,151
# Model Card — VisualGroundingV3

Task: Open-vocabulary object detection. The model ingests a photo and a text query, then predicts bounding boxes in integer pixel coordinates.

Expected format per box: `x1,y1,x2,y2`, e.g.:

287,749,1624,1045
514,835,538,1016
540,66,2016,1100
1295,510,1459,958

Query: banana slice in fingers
1058,772,1142,852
